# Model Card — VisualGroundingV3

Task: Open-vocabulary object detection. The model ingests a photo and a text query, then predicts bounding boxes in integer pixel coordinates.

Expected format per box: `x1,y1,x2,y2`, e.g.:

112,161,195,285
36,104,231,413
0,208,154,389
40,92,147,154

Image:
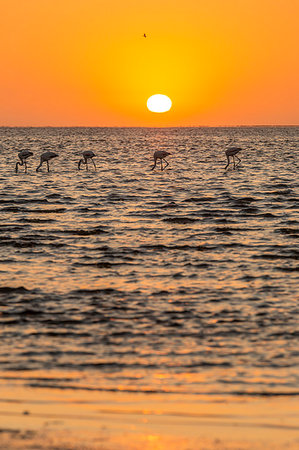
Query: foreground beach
0,383,298,449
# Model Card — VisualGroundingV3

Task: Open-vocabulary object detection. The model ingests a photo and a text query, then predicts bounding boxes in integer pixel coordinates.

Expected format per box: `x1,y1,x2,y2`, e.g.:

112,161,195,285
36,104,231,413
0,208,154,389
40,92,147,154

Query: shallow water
0,126,298,398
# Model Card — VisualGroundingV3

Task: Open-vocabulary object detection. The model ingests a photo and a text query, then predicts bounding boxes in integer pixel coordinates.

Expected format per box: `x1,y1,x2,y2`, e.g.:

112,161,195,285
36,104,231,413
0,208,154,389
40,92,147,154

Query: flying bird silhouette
151,150,171,171
36,151,58,172
143,33,147,38
15,150,33,173
78,150,96,171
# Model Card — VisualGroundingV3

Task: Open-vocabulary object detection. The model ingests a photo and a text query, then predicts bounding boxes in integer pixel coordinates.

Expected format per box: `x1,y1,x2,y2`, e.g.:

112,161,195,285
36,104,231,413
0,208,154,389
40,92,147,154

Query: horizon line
0,124,298,128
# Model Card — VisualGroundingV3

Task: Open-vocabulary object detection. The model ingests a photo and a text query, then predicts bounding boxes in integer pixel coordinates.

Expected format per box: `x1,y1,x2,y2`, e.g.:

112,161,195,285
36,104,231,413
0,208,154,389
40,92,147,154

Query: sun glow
0,1,298,126
147,95,172,113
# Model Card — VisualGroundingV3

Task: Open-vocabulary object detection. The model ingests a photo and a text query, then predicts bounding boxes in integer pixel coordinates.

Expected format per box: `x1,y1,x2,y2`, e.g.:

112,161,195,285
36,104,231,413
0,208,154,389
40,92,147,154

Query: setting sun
147,94,172,113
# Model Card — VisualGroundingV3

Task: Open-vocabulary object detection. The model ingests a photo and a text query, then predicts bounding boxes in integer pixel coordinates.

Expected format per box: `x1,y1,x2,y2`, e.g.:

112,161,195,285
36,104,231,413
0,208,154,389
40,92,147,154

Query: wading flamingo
15,150,33,173
151,150,171,171
225,139,242,169
36,151,58,172
78,150,96,171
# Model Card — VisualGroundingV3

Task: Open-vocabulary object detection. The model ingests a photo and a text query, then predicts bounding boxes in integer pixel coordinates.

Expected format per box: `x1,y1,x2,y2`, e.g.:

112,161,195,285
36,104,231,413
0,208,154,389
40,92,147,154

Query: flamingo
225,139,242,169
151,150,171,171
36,151,58,172
78,150,96,171
15,150,33,173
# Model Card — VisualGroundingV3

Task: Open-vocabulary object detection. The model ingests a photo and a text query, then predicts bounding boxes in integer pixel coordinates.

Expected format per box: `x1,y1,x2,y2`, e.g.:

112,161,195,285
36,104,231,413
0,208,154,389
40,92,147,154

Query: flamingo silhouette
225,139,242,169
36,151,58,172
15,150,33,173
78,151,96,171
151,150,171,171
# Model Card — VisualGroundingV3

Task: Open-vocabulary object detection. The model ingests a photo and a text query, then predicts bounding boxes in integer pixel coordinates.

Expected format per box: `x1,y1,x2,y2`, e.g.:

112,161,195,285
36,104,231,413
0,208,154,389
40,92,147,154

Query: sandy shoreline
0,384,298,449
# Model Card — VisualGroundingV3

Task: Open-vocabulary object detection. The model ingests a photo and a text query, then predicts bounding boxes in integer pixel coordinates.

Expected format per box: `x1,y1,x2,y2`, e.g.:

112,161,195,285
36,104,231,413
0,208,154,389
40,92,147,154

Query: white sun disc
147,94,172,113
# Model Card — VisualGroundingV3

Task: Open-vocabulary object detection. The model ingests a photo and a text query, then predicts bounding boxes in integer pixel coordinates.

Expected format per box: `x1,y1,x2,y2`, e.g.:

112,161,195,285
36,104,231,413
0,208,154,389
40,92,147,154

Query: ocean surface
0,126,298,398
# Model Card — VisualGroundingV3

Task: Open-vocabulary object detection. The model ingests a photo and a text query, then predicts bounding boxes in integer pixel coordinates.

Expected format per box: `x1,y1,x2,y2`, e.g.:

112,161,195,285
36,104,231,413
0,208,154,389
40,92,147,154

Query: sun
147,94,172,113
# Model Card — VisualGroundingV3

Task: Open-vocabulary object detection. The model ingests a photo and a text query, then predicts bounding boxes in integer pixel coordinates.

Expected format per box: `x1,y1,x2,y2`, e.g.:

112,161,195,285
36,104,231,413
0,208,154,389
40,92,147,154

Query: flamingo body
15,150,33,173
36,151,58,172
78,150,96,171
151,150,171,171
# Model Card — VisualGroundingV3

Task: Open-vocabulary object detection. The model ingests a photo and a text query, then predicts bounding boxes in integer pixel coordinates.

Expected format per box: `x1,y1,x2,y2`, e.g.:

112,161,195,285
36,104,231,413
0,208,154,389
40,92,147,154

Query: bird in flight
143,33,147,38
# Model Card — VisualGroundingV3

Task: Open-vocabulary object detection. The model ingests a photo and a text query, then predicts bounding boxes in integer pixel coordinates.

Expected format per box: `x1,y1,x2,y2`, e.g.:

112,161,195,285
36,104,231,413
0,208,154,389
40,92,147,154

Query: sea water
0,126,298,397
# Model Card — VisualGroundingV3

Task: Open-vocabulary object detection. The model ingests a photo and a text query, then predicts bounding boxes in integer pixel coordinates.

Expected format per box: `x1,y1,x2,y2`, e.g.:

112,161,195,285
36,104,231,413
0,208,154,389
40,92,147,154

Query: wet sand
0,384,298,449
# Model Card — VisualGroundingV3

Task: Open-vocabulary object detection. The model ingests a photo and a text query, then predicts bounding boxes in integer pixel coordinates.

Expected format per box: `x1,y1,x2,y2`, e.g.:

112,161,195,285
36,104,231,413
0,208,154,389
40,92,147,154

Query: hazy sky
1,0,298,126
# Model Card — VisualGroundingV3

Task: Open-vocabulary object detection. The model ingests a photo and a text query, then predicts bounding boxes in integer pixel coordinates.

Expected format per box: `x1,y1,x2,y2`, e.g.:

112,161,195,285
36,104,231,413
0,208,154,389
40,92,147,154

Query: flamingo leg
161,158,168,170
235,155,241,166
86,159,89,171
47,161,50,172
92,159,96,170
160,158,163,170
232,156,236,169
24,161,27,173
151,160,157,170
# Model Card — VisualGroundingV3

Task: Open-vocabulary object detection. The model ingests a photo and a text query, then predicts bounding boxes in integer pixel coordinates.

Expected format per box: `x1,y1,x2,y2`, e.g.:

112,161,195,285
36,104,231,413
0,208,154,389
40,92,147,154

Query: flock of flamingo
14,142,242,173
15,150,97,173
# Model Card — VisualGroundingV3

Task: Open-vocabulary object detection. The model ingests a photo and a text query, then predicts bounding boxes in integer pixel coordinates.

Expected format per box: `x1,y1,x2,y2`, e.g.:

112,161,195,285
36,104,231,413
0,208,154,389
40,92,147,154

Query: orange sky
1,0,298,126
